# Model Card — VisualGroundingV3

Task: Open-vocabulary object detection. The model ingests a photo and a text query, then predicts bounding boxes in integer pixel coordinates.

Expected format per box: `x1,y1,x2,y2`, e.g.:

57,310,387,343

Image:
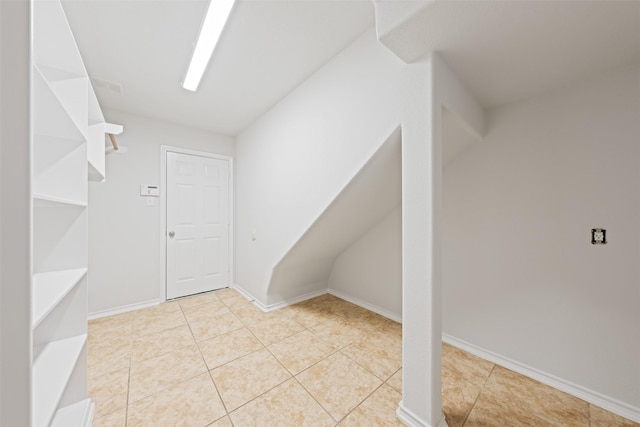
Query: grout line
124,353,131,426
293,375,337,424
335,382,385,425
179,296,235,425
460,364,496,427
206,369,232,423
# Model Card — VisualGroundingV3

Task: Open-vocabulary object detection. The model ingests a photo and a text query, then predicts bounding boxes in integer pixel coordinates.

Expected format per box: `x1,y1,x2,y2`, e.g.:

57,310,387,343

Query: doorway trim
160,145,234,303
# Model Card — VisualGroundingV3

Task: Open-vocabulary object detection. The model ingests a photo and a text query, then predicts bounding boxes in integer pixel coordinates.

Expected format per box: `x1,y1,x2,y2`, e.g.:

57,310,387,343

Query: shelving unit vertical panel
1,0,32,425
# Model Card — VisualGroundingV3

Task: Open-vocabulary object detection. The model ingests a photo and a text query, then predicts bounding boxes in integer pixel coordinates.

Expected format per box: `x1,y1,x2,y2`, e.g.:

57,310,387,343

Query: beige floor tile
222,294,255,311
321,299,364,318
88,332,131,378
372,316,402,332
88,321,132,344
88,350,130,379
198,327,263,370
207,416,233,427
88,366,129,418
128,343,207,403
289,297,331,313
127,373,226,427
589,405,640,427
230,378,334,426
131,325,195,363
297,352,382,422
442,368,482,427
177,291,221,310
339,384,403,426
89,311,135,331
132,309,187,338
387,368,402,393
88,324,131,357
442,343,494,388
87,296,616,427
346,310,398,331
380,320,402,336
136,301,182,315
210,348,291,411
268,330,337,375
88,332,131,379
189,312,244,342
309,317,367,350
341,329,402,380
280,304,339,329
91,408,126,427
213,288,240,300
181,298,230,324
464,391,551,427
480,366,590,426
247,315,305,346
233,304,278,326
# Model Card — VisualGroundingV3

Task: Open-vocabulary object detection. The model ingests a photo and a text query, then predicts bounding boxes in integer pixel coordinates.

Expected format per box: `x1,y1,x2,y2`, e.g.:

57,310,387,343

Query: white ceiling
62,0,374,135
376,0,640,108
63,1,639,137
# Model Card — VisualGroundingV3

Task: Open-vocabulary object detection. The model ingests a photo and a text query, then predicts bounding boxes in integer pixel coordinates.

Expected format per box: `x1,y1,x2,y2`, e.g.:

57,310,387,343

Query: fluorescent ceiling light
183,0,236,91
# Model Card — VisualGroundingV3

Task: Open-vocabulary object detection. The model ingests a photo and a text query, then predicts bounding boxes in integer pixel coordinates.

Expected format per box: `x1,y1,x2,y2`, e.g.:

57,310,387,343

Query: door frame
159,145,234,302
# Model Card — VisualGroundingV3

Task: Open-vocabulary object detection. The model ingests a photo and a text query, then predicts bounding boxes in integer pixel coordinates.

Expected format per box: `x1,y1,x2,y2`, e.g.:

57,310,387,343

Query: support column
397,55,447,427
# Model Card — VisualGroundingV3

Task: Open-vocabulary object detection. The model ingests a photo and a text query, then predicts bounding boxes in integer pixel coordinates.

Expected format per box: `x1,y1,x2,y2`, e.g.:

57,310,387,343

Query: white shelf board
33,334,87,427
33,193,87,208
104,123,123,135
50,398,95,427
32,268,87,329
36,64,84,83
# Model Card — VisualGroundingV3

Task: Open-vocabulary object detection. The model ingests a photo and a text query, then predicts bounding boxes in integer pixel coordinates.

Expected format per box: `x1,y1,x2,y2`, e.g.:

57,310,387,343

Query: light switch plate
140,184,160,197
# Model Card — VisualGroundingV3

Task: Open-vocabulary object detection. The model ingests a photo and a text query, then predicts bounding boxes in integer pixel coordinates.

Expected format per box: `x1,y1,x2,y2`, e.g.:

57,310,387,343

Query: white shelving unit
30,0,119,425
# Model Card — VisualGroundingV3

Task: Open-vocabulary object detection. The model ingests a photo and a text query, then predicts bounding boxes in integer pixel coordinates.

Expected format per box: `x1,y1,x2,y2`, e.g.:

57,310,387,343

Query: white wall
443,63,640,413
269,127,401,306
234,28,408,304
328,205,402,319
88,110,234,315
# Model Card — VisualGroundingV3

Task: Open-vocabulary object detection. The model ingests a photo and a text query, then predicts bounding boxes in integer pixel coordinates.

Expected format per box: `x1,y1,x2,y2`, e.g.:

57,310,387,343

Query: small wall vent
91,77,124,94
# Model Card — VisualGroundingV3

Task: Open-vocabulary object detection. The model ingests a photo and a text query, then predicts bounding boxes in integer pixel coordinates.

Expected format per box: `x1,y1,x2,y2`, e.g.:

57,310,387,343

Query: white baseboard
396,401,448,427
443,334,640,423
328,288,402,323
233,283,327,312
82,400,95,427
88,299,160,320
233,283,404,321
229,283,258,303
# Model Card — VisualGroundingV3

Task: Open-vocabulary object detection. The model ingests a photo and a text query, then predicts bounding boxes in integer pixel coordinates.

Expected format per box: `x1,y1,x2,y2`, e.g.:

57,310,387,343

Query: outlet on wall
591,228,607,245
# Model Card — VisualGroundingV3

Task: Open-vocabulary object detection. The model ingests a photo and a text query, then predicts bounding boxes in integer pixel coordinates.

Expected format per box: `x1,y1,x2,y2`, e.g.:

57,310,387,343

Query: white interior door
166,152,230,299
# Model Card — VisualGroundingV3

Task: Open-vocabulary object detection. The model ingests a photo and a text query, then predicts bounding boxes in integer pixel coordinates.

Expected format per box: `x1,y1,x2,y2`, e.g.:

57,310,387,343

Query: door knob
168,231,175,238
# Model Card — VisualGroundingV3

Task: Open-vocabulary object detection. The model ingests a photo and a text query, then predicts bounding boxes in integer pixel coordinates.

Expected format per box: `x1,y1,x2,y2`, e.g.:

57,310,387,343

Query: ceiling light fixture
182,0,236,91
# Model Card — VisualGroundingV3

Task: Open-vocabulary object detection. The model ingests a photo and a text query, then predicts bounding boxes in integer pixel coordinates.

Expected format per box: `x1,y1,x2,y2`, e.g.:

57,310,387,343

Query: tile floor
88,289,639,427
